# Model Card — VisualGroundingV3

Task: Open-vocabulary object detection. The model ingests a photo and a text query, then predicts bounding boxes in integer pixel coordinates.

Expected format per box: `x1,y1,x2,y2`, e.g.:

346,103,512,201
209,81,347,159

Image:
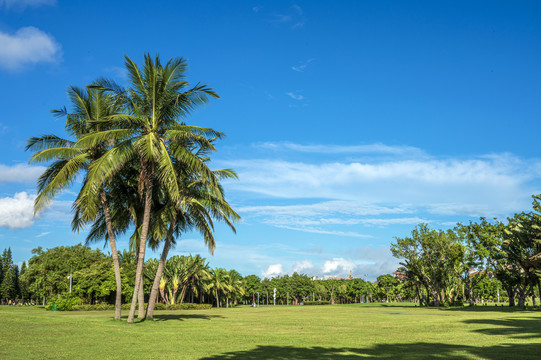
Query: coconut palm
78,54,222,322
145,161,239,318
26,86,125,320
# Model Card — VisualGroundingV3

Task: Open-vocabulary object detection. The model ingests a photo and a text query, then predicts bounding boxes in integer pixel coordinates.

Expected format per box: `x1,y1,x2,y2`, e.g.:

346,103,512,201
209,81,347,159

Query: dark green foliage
71,303,212,311
303,301,330,305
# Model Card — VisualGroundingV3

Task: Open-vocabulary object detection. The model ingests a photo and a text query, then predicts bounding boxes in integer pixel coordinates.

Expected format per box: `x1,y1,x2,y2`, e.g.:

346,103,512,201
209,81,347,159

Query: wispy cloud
0,164,46,184
285,91,304,101
0,27,62,71
271,224,372,238
0,0,55,10
255,142,427,157
269,4,306,29
292,58,314,72
222,144,540,218
36,231,50,238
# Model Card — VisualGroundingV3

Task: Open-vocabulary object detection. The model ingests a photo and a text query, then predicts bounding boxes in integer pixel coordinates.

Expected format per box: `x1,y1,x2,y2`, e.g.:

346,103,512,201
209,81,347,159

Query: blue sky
1,1,541,280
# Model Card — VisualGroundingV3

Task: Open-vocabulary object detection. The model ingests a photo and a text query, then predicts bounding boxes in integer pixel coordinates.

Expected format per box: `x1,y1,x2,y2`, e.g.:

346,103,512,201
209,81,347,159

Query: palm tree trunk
127,183,153,323
101,192,122,320
137,278,145,318
146,218,176,319
179,284,188,304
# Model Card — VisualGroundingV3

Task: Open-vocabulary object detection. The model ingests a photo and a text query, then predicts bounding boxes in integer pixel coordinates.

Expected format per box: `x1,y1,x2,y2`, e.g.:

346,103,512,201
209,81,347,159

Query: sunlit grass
1,304,540,359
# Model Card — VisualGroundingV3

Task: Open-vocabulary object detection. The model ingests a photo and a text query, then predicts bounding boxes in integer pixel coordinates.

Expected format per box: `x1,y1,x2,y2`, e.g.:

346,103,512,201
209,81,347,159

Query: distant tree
376,274,400,302
244,275,261,304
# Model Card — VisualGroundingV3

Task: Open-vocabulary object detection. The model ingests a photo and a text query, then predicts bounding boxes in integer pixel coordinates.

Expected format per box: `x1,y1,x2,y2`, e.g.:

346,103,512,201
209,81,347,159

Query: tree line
391,195,541,307
2,243,506,309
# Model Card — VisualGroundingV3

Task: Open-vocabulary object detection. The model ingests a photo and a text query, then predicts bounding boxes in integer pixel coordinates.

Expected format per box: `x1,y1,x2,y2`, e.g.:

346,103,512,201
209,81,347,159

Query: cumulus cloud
0,192,36,229
0,164,46,184
292,259,313,273
0,26,62,71
321,258,356,274
262,264,284,278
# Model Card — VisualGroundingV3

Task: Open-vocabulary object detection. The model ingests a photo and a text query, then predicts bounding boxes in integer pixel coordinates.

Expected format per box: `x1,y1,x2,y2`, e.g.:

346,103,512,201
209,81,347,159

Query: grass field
1,304,540,359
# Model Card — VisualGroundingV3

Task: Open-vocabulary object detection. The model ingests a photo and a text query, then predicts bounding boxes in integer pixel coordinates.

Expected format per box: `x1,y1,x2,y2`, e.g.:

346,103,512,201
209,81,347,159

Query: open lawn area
1,304,540,359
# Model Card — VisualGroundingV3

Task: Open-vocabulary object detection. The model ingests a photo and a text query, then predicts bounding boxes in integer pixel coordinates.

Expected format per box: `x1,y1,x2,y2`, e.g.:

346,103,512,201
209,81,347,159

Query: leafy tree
244,275,261,304
376,274,400,302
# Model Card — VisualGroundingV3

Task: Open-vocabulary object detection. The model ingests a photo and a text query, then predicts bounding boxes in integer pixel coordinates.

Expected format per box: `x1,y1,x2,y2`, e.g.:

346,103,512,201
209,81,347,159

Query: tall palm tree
78,54,221,322
26,86,125,320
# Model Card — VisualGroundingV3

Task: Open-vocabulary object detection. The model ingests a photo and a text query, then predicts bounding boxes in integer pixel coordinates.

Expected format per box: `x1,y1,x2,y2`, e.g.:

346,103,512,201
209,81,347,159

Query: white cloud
0,164,46,184
321,258,355,274
0,26,62,71
262,263,284,278
36,231,50,238
238,201,409,218
256,142,426,157
224,152,539,217
0,192,36,229
0,0,55,10
271,224,371,238
292,259,313,273
285,92,304,101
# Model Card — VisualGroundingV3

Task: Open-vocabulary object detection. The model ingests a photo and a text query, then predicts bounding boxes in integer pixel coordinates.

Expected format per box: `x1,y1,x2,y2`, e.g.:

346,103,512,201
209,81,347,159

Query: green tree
244,275,261,304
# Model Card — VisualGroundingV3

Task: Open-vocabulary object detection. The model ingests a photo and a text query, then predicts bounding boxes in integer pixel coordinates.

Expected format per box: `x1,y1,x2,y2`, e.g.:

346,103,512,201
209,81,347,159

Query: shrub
46,293,82,311
70,302,213,311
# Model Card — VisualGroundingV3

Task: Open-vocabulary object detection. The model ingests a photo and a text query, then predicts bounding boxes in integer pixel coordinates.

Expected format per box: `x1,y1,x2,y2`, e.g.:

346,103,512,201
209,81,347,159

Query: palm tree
207,268,231,308
78,54,222,322
145,158,239,318
26,86,125,320
225,270,245,307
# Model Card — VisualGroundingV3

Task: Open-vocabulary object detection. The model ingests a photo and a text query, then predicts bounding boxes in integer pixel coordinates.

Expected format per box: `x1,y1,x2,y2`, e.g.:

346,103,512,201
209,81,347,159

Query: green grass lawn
1,304,540,359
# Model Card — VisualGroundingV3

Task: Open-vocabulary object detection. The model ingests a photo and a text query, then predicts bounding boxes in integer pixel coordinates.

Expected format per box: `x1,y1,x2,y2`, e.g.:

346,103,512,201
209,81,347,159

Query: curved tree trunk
127,182,153,323
101,192,122,320
146,218,176,319
137,278,145,318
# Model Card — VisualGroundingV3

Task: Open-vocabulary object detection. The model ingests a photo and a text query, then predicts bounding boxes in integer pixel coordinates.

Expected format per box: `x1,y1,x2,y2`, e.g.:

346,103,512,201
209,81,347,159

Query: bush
46,293,82,311
303,301,330,305
71,302,213,311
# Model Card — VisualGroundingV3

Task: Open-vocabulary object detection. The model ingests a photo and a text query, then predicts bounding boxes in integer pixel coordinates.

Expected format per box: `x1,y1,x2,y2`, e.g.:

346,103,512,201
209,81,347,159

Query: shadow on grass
463,317,541,339
200,343,541,359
